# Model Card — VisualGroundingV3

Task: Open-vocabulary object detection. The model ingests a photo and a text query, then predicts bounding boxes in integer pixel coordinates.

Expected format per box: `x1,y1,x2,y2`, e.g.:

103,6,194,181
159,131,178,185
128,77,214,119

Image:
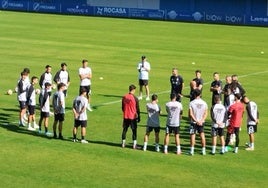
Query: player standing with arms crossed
79,59,93,111
137,55,151,101
170,68,184,102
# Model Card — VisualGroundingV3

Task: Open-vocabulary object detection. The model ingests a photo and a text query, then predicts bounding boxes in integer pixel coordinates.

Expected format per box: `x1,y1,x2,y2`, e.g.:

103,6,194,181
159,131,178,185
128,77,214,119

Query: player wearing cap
54,62,70,97
164,93,183,155
137,55,151,101
121,84,140,149
189,89,208,155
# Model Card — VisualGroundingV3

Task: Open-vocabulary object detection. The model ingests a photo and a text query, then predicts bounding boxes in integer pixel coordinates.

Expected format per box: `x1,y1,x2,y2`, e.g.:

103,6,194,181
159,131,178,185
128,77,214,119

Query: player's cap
61,62,67,67
141,55,146,60
129,84,136,91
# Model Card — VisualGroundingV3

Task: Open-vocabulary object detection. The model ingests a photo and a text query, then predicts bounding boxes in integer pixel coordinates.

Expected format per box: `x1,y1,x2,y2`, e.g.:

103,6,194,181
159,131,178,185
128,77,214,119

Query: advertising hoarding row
1,0,267,26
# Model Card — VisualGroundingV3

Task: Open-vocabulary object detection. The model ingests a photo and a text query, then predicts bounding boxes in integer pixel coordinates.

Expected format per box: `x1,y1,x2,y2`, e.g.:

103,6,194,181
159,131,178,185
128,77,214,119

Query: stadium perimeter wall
1,0,268,26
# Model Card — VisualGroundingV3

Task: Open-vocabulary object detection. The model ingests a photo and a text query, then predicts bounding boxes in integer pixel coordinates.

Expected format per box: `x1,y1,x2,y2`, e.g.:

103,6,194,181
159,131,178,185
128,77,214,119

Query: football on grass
7,89,13,95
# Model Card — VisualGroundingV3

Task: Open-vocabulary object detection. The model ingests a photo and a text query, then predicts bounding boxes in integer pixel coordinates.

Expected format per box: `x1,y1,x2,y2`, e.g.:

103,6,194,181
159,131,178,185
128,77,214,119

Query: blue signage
0,0,267,27
29,2,60,13
62,4,93,15
129,8,165,20
1,0,28,11
94,6,128,17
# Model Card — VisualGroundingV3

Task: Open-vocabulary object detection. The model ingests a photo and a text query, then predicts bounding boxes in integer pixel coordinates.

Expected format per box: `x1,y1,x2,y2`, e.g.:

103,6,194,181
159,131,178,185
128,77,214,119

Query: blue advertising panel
28,2,60,13
246,15,268,26
61,4,93,15
1,0,28,11
203,13,245,25
166,10,198,22
129,8,164,20
94,6,129,17
0,0,267,27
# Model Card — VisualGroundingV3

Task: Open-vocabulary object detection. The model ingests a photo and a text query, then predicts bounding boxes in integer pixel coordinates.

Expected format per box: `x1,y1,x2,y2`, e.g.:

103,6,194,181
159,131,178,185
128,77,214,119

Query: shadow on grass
89,140,122,147
97,94,122,98
0,107,18,127
0,122,53,140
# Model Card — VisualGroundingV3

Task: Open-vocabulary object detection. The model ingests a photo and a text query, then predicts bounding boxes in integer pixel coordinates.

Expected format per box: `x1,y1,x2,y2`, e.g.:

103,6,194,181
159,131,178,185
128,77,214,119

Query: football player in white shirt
189,89,208,155
52,83,66,139
54,62,70,97
243,96,259,151
38,82,52,136
210,96,227,154
164,93,183,155
17,71,30,126
137,55,151,101
143,94,161,152
39,65,53,96
72,88,89,143
26,76,39,131
79,59,92,111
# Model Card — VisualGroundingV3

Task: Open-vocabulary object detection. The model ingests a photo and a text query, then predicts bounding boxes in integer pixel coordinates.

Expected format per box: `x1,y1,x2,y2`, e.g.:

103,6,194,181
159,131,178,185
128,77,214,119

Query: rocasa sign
96,7,128,16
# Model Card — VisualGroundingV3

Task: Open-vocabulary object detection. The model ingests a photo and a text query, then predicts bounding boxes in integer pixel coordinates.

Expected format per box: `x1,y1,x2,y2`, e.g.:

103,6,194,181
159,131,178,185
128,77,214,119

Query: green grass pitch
0,11,268,187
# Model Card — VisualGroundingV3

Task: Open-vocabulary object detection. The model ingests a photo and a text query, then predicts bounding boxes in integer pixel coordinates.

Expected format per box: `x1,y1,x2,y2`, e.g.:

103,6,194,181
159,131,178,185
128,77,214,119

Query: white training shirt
189,98,208,123
146,103,161,127
41,90,50,113
27,85,36,106
79,67,92,86
17,79,29,102
246,101,258,125
52,91,65,114
137,61,150,80
165,101,183,127
58,70,69,89
41,72,52,92
211,103,226,128
73,95,88,121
